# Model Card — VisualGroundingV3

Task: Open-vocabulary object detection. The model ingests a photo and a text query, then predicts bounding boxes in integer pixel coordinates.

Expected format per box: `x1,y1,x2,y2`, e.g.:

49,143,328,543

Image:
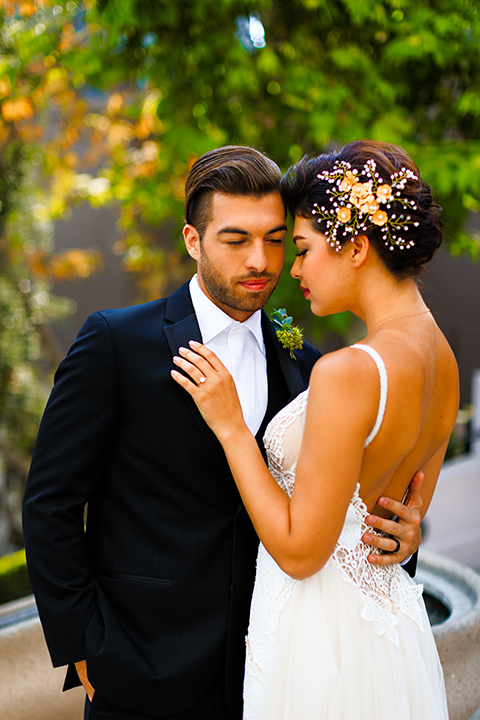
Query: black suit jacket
23,281,320,718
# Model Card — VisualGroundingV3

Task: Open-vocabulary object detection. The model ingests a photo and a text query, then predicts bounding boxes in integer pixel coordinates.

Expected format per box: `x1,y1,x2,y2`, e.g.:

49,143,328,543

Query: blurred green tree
54,0,480,334
0,0,96,475
1,0,480,474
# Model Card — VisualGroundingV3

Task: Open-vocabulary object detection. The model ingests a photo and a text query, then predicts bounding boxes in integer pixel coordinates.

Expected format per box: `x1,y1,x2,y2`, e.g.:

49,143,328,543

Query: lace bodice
244,346,445,720
259,346,423,647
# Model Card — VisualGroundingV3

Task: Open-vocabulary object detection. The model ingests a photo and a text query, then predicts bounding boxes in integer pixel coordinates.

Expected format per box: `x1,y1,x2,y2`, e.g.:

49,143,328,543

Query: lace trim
244,543,299,718
263,389,309,498
245,544,298,679
248,388,424,706
326,484,424,647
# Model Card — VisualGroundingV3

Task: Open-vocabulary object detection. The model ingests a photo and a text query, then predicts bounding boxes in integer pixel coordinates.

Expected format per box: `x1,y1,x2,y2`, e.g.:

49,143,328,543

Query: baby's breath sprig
271,308,304,360
313,159,419,252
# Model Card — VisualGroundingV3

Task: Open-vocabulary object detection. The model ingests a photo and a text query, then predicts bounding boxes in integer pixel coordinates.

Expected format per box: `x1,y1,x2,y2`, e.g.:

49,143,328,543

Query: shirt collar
189,275,265,354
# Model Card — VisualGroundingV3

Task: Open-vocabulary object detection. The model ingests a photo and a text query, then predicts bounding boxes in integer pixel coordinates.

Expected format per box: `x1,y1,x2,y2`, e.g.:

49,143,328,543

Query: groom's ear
183,224,201,261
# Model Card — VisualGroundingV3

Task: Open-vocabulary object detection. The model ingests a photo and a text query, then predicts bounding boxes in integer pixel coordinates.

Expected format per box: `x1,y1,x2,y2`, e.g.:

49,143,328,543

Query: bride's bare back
353,313,459,515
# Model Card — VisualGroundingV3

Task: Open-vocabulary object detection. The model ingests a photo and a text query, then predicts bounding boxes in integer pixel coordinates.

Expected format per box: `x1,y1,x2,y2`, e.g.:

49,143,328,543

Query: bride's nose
290,256,301,279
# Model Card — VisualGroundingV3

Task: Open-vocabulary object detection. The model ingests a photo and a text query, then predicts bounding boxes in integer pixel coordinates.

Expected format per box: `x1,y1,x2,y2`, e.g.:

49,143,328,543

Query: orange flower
360,197,379,214
339,170,357,192
371,210,388,226
350,181,372,200
376,184,392,202
1,97,34,123
336,207,351,223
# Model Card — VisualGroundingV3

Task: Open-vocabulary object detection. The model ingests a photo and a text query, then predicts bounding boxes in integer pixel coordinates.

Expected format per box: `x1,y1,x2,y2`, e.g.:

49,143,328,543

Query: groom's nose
245,240,269,272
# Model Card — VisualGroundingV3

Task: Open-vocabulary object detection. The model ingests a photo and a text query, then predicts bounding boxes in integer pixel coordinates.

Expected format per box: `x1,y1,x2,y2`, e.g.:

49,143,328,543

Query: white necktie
226,324,267,436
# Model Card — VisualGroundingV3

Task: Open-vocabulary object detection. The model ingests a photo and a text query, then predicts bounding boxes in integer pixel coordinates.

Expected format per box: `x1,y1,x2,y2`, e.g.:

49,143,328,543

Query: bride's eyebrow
293,235,306,244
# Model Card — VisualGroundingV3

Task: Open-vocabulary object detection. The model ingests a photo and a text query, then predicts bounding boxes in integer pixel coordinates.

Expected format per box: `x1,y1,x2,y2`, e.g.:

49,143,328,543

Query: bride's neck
355,270,428,335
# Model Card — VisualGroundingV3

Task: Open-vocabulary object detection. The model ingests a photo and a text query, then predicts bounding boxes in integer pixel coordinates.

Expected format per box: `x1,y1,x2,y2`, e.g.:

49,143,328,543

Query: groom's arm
362,471,423,572
22,312,120,669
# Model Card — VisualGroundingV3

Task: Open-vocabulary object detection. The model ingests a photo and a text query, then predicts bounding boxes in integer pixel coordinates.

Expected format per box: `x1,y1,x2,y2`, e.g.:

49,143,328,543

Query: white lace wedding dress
244,344,448,719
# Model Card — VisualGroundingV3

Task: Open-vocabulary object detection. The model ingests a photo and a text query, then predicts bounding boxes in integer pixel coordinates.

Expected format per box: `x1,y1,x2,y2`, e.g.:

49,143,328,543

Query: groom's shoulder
87,282,192,333
96,297,168,326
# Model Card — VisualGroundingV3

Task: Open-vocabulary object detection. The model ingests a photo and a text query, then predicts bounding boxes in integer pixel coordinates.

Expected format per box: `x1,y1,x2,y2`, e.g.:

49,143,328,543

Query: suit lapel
164,283,232,481
164,289,307,485
254,313,308,455
261,312,306,403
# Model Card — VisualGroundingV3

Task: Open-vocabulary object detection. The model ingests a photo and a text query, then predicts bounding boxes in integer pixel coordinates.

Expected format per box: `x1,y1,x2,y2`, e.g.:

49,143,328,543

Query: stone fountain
0,550,479,720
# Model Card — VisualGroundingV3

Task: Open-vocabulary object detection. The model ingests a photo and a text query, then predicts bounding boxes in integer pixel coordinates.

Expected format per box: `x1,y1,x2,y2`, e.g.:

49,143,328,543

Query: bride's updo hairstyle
281,140,442,278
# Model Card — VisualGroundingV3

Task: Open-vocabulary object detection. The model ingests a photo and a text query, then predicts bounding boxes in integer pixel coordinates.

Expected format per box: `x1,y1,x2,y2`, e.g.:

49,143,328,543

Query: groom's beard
199,255,281,314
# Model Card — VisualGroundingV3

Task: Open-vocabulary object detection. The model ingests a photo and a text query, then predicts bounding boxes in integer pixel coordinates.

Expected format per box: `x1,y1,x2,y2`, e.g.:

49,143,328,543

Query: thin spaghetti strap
350,344,388,447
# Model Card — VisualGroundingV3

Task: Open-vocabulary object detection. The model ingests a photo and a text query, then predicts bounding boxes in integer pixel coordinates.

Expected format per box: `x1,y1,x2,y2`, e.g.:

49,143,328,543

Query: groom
23,145,422,720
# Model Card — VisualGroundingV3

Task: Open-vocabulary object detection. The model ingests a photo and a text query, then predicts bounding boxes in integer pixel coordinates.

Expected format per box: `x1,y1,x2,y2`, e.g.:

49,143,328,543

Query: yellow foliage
1,97,34,123
0,119,8,143
107,121,134,147
28,251,52,280
136,116,153,139
44,55,57,69
59,23,75,53
18,1,36,16
45,67,69,94
0,77,12,99
27,59,46,75
49,249,103,281
0,0,37,16
127,161,156,179
0,549,26,574
107,93,124,116
64,151,78,169
16,123,43,141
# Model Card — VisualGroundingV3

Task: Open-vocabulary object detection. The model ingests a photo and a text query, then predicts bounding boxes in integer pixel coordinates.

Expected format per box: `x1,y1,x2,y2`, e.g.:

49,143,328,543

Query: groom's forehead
209,191,286,226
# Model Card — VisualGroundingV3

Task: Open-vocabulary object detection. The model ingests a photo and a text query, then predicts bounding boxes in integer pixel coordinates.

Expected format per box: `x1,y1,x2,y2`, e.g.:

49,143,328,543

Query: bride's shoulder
311,345,379,376
308,346,380,402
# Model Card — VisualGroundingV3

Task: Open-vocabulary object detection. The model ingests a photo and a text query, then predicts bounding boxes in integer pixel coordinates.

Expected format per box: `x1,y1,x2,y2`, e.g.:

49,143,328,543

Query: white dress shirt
189,275,268,435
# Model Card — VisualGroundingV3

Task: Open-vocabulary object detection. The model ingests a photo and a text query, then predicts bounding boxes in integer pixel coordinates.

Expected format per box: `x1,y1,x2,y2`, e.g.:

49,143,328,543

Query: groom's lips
239,279,269,292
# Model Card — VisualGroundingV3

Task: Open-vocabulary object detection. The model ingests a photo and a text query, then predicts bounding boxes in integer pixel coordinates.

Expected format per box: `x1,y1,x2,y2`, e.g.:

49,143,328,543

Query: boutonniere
271,308,304,360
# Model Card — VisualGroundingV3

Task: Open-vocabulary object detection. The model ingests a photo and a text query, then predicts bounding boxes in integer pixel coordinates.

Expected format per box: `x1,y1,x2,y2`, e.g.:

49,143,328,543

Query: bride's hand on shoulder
171,340,246,441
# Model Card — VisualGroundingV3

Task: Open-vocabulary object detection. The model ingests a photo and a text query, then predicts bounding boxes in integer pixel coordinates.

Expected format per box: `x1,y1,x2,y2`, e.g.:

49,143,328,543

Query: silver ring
199,376,206,384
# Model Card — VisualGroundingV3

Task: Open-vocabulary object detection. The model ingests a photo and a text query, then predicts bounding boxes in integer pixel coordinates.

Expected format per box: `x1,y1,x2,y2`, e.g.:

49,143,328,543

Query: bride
171,140,458,719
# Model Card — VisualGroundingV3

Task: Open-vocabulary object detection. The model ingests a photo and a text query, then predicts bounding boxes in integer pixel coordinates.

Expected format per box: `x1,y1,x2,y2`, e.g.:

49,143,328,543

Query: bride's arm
172,341,377,580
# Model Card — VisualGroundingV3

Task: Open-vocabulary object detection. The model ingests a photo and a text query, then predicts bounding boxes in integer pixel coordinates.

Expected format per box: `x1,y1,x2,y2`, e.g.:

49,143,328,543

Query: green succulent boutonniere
271,308,304,360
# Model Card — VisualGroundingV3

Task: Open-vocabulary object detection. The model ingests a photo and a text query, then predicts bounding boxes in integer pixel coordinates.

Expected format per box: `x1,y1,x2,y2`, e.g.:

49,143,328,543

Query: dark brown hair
281,140,443,278
184,145,282,238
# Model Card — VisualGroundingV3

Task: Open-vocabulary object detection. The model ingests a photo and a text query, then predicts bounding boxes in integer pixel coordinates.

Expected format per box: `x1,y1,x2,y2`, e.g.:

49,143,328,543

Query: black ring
385,538,401,554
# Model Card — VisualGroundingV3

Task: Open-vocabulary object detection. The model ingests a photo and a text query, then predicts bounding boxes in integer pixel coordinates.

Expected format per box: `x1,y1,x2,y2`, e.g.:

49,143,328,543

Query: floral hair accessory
271,308,303,360
312,159,420,252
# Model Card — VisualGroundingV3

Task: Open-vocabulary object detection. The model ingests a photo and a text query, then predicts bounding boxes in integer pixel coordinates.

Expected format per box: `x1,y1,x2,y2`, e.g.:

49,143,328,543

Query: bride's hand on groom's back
362,471,423,565
171,341,248,442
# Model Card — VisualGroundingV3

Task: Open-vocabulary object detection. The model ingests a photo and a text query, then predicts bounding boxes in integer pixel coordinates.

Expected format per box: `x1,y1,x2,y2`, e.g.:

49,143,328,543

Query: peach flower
336,207,351,223
339,171,357,192
376,184,393,202
350,181,372,200
360,197,379,214
371,210,388,226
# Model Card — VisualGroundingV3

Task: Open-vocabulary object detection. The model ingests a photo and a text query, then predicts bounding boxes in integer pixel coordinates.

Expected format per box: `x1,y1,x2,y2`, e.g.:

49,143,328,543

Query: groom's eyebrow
217,224,287,236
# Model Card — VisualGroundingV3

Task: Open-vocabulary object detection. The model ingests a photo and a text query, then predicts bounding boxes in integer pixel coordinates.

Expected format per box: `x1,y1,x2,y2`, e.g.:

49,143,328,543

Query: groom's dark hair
184,145,282,239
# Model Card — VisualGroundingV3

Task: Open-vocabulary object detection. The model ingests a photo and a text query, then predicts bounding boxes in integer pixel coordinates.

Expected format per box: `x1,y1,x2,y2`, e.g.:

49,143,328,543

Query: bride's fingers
178,346,214,371
188,340,227,372
172,355,207,386
171,368,199,395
